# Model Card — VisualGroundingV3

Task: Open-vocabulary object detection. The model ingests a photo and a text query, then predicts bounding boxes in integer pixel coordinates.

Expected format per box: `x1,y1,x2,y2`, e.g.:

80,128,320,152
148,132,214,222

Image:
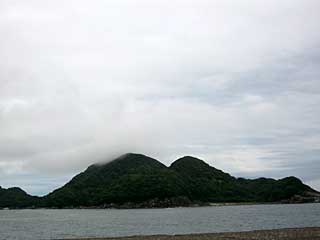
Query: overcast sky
0,0,320,196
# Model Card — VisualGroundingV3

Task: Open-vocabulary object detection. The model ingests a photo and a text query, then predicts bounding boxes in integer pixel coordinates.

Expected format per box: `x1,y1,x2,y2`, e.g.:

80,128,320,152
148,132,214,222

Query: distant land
1,153,319,209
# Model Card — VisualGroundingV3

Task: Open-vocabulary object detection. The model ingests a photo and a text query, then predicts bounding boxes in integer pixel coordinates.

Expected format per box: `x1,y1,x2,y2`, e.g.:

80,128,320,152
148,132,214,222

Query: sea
0,203,319,240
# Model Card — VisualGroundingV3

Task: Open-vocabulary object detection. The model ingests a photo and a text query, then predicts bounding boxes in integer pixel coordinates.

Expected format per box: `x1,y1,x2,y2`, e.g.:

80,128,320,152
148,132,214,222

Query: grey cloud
0,0,320,195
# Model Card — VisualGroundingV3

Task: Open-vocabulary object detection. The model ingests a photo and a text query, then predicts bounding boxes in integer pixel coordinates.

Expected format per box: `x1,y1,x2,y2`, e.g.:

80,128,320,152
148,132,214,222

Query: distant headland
1,153,319,209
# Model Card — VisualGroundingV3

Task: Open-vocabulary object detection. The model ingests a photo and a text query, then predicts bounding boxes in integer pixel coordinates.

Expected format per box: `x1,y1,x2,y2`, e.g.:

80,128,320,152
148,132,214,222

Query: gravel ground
63,227,320,240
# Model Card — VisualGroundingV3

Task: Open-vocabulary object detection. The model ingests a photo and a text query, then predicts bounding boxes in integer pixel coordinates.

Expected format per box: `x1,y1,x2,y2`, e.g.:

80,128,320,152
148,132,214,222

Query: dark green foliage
42,154,188,207
0,186,39,208
0,153,317,208
170,156,237,202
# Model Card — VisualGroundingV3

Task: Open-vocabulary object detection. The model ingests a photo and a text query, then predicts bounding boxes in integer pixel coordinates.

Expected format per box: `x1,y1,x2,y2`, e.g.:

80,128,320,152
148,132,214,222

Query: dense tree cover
0,186,39,208
42,154,188,207
170,156,314,203
0,153,317,208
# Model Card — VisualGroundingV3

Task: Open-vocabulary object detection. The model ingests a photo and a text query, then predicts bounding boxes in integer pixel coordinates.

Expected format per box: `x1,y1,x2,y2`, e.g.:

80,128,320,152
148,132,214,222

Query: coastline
1,201,319,210
60,227,320,240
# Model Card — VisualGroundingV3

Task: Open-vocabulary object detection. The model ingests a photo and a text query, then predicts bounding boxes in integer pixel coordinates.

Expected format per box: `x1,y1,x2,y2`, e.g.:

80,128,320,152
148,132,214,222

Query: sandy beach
63,227,320,240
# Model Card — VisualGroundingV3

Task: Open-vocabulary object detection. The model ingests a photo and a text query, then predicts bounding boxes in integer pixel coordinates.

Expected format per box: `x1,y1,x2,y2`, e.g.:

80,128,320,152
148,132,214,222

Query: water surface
0,203,319,240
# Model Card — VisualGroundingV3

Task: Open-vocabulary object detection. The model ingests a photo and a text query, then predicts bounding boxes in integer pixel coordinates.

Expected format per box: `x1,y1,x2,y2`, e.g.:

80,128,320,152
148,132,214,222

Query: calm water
0,203,319,240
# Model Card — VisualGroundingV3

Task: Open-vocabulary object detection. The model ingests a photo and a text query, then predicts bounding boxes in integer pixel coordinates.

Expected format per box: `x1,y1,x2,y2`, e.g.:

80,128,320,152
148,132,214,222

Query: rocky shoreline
61,227,320,240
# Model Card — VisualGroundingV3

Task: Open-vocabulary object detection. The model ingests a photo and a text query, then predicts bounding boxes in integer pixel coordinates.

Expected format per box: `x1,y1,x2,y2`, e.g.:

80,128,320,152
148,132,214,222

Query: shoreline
59,227,320,240
1,201,318,210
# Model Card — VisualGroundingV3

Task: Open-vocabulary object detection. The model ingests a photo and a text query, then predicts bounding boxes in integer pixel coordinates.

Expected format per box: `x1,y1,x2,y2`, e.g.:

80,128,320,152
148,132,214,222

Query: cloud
0,0,319,195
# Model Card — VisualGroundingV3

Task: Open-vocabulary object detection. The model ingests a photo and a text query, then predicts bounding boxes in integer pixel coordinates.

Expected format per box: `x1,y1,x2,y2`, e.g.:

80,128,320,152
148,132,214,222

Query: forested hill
0,186,40,208
1,153,319,208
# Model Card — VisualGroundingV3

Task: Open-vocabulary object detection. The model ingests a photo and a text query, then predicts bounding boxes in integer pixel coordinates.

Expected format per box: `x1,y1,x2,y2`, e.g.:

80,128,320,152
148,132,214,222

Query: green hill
43,153,187,207
0,186,39,208
1,153,319,208
170,156,315,203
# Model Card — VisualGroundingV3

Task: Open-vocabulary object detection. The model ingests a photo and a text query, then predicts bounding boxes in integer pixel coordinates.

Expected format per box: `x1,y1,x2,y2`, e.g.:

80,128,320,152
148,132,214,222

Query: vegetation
0,153,318,208
0,186,39,208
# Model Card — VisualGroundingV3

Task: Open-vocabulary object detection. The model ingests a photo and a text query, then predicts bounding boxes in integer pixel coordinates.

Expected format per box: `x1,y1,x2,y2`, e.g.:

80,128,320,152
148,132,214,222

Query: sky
0,0,320,196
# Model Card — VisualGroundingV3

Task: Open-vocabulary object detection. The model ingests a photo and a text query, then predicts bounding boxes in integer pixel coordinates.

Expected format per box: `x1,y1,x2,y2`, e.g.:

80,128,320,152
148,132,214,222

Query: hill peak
108,153,165,167
78,153,167,182
170,156,210,168
88,153,164,169
0,186,25,193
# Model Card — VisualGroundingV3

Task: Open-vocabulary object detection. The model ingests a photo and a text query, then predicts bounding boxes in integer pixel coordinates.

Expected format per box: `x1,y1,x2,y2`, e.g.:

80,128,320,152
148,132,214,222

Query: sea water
0,203,319,240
